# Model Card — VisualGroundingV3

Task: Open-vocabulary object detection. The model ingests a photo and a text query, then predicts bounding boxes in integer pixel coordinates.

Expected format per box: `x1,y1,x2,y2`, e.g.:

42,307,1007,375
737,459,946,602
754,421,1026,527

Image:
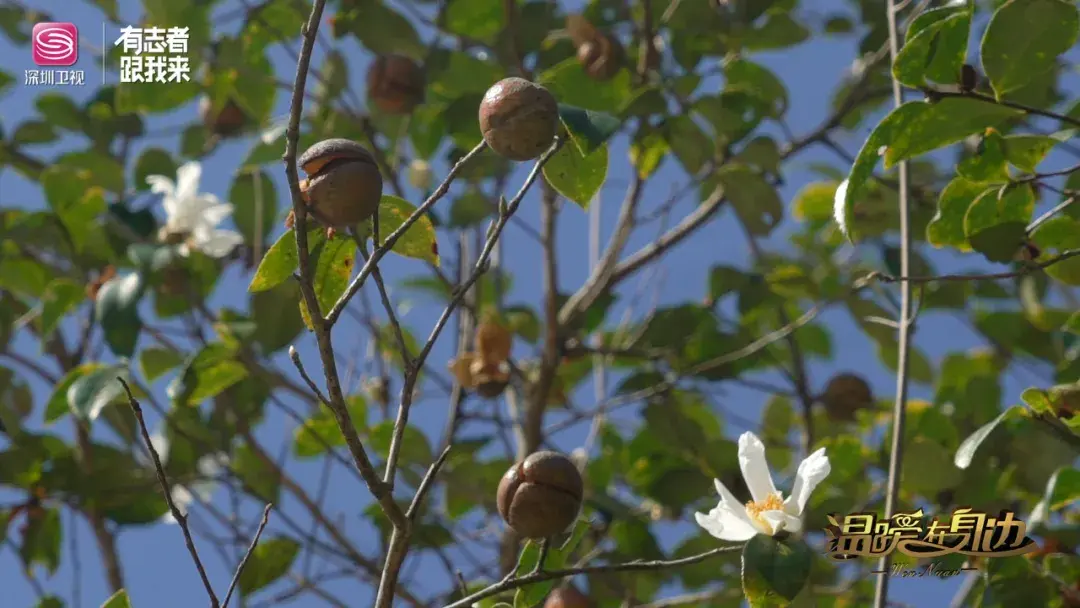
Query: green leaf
209,36,278,127
964,184,1034,263
542,143,609,209
116,78,200,114
36,92,85,130
377,195,441,265
45,363,101,423
426,50,503,99
36,597,63,608
20,507,61,575
94,272,145,358
39,279,84,338
892,7,971,88
1021,387,1054,414
249,228,324,292
629,129,668,179
504,306,540,343
1030,216,1080,285
954,405,1024,469
237,537,300,595
927,177,990,250
741,535,813,606
838,98,1022,242
229,168,278,248
233,443,281,503
538,58,634,113
252,281,305,354
299,235,355,330
716,164,782,235
445,0,504,44
1003,134,1064,172
980,0,1079,100
167,343,249,405
41,165,109,254
957,130,1009,184
133,147,178,191
139,347,184,382
664,115,712,175
293,396,368,458
724,59,788,117
1038,467,1080,513
100,589,131,608
513,519,591,608
56,150,126,193
558,104,621,156
67,365,129,422
791,181,840,223
340,0,425,59
13,120,58,144
902,437,962,496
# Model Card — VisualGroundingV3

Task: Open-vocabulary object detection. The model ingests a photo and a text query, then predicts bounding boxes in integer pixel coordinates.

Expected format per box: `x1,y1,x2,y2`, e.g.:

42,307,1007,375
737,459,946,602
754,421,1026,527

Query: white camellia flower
146,161,244,258
695,431,831,542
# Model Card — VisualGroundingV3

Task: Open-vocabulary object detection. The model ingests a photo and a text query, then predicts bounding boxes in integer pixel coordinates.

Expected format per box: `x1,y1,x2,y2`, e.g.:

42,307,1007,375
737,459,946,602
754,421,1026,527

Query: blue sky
0,0,1059,607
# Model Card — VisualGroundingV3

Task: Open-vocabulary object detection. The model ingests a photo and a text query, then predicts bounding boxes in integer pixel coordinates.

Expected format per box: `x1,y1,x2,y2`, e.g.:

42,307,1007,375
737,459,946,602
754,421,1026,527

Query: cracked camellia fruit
576,34,624,81
366,54,425,115
820,372,873,421
478,77,559,161
497,451,584,539
198,95,248,137
544,584,593,608
295,138,384,230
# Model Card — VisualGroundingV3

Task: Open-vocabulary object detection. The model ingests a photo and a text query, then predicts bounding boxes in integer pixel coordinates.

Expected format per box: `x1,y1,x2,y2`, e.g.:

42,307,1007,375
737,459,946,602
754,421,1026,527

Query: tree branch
281,0,406,530
325,141,489,327
443,545,742,608
118,378,220,608
222,503,274,608
373,137,566,608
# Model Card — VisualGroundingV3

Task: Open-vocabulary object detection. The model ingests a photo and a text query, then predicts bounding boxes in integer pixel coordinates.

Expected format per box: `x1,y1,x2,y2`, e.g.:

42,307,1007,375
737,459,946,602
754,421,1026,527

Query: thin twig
373,138,566,608
222,504,274,608
325,141,489,326
874,0,913,605
118,378,220,608
443,545,743,608
287,346,331,405
405,446,453,520
281,0,406,530
868,248,1080,284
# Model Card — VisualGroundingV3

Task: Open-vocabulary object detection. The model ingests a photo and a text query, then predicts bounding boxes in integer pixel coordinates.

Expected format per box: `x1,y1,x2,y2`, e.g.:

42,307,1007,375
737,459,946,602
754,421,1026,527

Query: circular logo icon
32,23,78,67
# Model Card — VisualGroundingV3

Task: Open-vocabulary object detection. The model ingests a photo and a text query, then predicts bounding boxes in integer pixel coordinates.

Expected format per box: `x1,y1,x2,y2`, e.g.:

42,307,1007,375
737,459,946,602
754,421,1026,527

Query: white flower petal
784,447,831,516
192,228,244,258
738,432,778,503
174,161,203,203
760,510,802,536
199,202,235,228
713,478,753,523
695,508,758,542
833,179,850,236
146,174,175,196
165,201,201,233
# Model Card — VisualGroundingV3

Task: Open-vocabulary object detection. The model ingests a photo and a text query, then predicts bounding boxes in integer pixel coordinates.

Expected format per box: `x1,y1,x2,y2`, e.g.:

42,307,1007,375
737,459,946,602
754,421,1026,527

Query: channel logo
32,23,78,66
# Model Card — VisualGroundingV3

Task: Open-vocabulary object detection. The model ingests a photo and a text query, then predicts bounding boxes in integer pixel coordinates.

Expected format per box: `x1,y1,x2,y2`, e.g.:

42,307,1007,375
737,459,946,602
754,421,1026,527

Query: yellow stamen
745,492,785,535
